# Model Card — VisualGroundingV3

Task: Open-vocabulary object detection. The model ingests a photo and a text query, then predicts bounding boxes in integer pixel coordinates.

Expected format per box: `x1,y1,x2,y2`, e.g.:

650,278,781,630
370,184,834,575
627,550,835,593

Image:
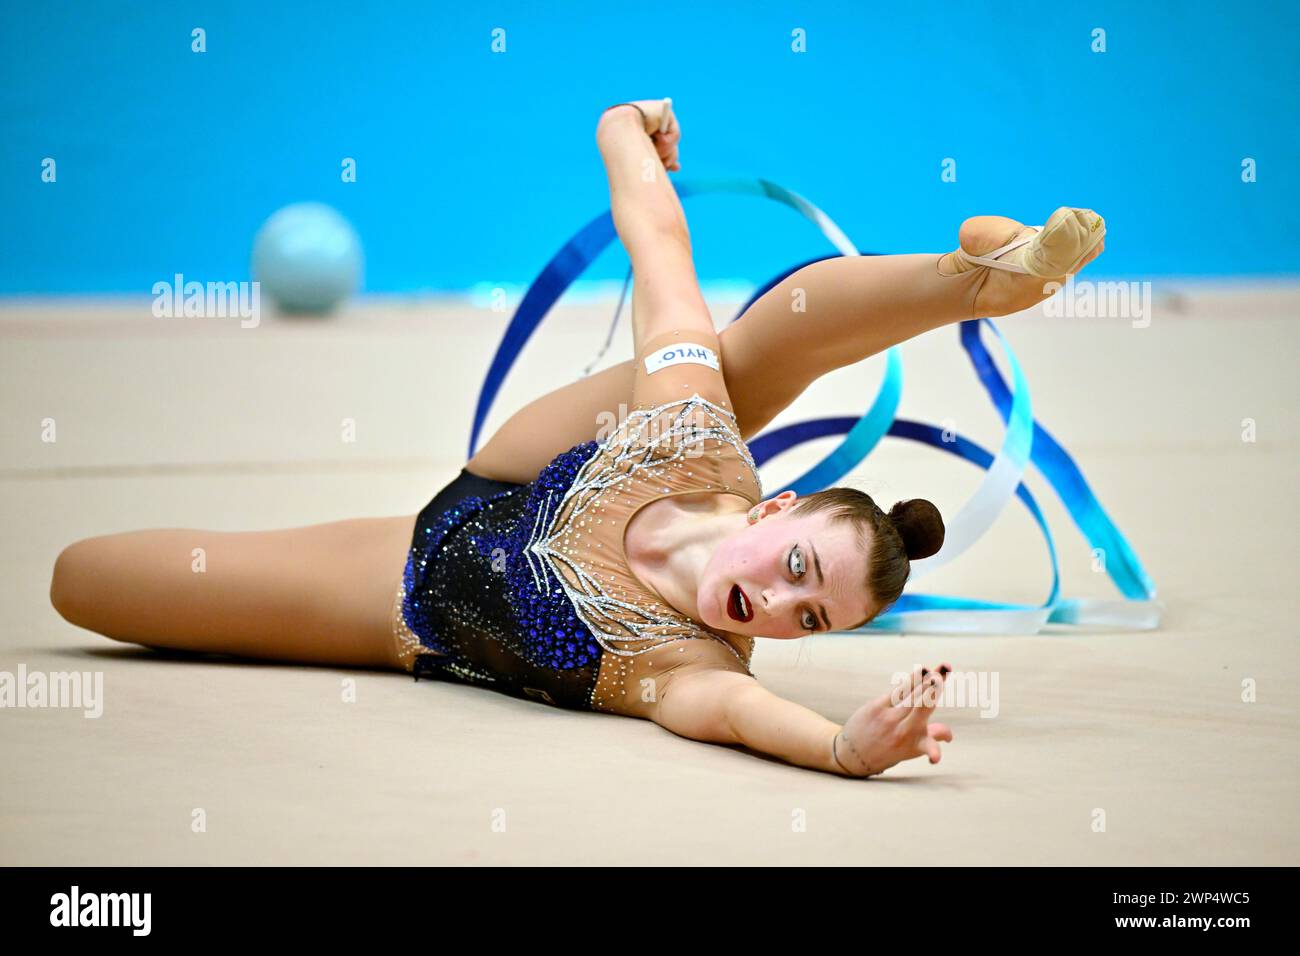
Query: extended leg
467,253,982,483
49,516,417,669
467,211,1103,484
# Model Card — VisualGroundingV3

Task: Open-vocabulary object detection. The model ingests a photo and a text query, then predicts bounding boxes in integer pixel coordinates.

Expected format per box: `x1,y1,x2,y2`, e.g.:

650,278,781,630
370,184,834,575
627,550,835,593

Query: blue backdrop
2,0,1296,294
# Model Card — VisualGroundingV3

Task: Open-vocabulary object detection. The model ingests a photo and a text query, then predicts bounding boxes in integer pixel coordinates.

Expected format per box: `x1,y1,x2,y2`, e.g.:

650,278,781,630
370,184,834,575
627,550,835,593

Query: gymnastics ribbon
468,176,1161,634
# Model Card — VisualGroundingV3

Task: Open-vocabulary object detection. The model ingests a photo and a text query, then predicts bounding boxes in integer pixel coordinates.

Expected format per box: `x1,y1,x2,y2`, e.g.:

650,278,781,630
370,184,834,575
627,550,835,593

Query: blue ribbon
467,177,1161,633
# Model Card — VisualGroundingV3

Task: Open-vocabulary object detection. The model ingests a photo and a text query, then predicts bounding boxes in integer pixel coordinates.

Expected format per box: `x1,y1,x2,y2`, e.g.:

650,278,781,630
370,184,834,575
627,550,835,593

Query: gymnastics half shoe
952,207,1106,278
939,207,1107,317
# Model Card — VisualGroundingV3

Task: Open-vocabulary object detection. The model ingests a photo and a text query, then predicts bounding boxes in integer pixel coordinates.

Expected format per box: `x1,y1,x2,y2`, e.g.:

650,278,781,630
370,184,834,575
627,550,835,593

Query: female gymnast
48,99,1106,778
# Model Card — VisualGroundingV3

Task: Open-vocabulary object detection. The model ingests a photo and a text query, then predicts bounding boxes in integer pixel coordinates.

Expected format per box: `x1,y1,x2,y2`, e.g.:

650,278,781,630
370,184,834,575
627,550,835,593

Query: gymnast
48,98,1106,778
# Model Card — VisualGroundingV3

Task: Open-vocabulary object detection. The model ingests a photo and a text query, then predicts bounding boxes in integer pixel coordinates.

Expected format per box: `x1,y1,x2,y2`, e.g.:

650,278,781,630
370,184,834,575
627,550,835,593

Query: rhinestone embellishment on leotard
399,392,761,708
464,441,607,670
526,393,760,661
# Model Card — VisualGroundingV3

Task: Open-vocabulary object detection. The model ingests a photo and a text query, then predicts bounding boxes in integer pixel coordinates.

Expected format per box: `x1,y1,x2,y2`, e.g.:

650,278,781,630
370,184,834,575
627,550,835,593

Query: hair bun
888,499,945,561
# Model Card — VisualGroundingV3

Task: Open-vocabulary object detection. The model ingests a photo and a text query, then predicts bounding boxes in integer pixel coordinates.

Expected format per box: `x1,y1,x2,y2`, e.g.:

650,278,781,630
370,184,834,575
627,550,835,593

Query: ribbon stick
469,177,1161,634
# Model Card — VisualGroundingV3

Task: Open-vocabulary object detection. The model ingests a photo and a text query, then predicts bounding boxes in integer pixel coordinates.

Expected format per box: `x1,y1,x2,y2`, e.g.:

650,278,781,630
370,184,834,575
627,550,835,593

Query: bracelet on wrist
833,730,876,778
603,102,648,126
832,732,854,775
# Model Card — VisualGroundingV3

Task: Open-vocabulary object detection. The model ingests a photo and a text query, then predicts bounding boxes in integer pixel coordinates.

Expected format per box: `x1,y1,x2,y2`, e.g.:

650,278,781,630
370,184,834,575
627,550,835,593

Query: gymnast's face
698,494,874,638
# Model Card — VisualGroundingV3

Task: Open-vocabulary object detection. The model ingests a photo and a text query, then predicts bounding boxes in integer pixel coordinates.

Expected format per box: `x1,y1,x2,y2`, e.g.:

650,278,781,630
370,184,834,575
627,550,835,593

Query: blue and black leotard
389,329,762,716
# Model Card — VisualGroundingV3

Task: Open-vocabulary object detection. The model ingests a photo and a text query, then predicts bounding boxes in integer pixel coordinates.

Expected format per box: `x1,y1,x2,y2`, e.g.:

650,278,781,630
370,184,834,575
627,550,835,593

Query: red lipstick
727,583,754,623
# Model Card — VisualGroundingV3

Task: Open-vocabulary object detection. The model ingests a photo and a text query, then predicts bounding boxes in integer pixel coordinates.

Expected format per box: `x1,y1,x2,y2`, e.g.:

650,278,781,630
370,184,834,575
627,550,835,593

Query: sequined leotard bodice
394,329,762,717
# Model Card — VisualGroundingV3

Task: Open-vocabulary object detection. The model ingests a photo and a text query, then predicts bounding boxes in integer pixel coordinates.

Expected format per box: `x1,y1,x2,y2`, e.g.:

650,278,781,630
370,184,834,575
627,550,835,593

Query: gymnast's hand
619,97,682,172
835,664,954,777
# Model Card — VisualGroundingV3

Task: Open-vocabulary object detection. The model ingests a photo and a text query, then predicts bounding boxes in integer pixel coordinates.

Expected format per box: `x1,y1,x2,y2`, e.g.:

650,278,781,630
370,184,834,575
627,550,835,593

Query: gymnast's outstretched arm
645,652,953,777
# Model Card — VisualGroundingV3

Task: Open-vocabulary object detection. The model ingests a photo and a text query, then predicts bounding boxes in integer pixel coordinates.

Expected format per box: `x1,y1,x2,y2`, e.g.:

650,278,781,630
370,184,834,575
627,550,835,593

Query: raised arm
595,100,716,358
596,101,685,241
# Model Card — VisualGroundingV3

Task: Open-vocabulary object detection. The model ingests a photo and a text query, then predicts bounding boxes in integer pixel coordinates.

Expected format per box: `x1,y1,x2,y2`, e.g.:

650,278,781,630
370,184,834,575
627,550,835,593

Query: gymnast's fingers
892,665,927,705
657,102,681,170
906,669,945,718
918,662,952,703
659,96,675,134
907,665,943,705
657,139,680,171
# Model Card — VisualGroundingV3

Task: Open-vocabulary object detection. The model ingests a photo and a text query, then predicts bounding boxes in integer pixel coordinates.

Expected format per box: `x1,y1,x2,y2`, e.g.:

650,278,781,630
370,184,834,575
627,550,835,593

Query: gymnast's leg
49,517,416,669
467,211,1103,484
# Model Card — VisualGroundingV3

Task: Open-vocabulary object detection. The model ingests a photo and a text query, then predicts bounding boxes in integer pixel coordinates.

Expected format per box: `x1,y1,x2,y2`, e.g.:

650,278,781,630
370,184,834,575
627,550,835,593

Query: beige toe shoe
958,207,1106,278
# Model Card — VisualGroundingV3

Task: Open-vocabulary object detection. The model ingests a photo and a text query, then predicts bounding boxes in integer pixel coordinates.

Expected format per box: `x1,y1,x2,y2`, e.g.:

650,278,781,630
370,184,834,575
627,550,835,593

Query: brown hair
790,487,945,625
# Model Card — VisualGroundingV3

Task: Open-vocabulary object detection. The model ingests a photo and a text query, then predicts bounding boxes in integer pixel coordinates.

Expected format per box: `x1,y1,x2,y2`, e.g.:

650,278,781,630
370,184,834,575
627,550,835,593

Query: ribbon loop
470,177,1160,635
